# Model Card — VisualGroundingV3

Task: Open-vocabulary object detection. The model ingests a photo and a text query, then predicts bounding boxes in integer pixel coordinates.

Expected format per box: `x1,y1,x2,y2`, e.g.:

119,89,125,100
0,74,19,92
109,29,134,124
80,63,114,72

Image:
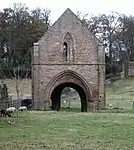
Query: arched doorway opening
51,82,87,112
44,70,91,112
61,87,81,111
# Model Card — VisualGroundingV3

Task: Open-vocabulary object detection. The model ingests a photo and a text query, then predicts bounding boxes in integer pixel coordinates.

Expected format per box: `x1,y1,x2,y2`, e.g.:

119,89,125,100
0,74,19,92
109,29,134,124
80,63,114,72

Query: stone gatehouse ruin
32,8,105,112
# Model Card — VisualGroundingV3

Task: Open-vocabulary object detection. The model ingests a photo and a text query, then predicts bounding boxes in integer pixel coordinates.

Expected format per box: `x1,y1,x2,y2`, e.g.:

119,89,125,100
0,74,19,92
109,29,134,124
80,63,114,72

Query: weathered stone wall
39,9,99,65
128,61,134,76
32,8,105,111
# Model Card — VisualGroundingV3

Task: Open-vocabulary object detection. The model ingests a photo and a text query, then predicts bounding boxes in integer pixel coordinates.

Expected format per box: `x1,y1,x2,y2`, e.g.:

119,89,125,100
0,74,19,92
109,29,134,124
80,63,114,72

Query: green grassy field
106,77,134,110
0,77,134,150
0,111,134,150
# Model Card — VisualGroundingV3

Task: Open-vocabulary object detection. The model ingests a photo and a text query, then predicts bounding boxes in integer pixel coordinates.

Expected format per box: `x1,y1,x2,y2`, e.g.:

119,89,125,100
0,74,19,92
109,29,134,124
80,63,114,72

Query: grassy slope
0,111,134,150
3,77,134,109
106,77,134,110
4,79,31,98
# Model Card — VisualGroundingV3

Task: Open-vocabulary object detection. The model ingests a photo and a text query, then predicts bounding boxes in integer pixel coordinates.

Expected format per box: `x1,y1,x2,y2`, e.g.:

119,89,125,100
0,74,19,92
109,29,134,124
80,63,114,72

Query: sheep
6,107,16,113
0,109,11,117
63,100,67,105
18,106,27,111
108,104,113,108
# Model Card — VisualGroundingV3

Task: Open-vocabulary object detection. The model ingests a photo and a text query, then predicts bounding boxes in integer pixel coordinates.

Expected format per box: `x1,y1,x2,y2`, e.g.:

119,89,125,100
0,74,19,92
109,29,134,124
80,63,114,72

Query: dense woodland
0,3,134,78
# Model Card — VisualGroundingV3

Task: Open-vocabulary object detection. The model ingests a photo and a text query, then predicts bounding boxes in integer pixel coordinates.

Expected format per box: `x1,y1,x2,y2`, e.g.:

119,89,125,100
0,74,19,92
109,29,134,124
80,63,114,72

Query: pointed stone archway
43,70,92,112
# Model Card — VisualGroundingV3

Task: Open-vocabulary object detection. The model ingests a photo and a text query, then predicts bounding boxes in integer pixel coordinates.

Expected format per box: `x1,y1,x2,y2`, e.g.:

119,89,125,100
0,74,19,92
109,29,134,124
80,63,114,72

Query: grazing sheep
8,120,11,124
0,109,11,117
108,104,113,108
63,100,67,105
6,107,16,113
18,106,27,111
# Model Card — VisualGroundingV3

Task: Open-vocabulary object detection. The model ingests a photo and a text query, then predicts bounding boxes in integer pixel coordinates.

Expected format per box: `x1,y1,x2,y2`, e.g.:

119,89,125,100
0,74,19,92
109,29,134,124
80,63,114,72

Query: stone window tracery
63,32,74,62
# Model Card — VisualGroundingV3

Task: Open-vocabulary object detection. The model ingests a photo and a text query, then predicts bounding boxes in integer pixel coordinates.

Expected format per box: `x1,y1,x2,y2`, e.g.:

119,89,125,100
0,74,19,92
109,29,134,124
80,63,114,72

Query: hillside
106,77,134,110
1,77,134,110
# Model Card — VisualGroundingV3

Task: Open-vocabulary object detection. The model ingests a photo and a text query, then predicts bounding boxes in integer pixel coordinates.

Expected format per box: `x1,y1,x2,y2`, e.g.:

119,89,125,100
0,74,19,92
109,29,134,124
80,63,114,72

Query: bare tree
0,48,31,116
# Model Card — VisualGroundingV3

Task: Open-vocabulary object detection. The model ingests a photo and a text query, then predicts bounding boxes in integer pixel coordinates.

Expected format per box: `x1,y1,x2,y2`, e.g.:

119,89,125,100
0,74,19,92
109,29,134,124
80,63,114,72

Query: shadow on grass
60,107,81,112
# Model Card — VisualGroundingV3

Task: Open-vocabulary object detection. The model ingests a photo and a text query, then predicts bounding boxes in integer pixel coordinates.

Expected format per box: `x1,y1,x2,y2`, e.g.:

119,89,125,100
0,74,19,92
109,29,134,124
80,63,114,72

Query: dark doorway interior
51,83,87,112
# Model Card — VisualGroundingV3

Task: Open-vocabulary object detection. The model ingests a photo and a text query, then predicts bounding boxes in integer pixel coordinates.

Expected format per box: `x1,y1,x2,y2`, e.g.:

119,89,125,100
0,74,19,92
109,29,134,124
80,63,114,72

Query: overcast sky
0,0,134,23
